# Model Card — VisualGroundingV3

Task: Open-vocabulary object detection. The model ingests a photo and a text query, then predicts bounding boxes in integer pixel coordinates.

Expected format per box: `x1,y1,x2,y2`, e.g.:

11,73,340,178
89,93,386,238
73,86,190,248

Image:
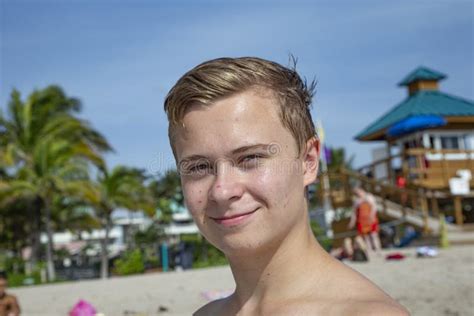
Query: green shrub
114,250,145,276
146,256,159,268
7,271,41,287
191,239,228,268
311,220,333,251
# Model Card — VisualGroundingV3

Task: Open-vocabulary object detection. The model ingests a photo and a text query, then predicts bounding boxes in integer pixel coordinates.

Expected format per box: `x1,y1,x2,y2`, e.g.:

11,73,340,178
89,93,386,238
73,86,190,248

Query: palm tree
76,166,155,279
0,86,111,281
52,196,101,238
0,139,105,281
0,197,32,260
326,147,354,172
149,170,183,224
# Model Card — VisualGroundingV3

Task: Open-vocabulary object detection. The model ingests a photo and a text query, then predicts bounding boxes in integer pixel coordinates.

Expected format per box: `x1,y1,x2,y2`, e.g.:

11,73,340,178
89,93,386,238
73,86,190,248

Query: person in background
348,187,382,256
0,271,20,316
331,236,369,262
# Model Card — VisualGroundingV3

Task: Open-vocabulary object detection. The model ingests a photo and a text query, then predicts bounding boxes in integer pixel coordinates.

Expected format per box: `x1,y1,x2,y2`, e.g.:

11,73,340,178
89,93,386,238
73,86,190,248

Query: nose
208,161,244,204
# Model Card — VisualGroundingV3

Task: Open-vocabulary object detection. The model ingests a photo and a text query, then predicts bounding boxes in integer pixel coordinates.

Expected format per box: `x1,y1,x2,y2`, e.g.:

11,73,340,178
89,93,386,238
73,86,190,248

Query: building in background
354,66,474,224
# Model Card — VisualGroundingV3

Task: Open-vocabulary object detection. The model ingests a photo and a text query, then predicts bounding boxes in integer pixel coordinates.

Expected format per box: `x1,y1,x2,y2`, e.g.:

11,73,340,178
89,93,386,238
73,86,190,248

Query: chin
209,232,276,257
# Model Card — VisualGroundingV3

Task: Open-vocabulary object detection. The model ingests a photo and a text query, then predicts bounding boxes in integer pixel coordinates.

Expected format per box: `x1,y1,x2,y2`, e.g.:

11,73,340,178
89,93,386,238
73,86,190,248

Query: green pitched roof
355,90,474,140
398,66,447,86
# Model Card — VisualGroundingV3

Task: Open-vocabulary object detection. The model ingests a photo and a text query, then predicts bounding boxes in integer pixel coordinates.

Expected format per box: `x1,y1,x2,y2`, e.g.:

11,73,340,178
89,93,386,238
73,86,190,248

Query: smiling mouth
210,208,259,227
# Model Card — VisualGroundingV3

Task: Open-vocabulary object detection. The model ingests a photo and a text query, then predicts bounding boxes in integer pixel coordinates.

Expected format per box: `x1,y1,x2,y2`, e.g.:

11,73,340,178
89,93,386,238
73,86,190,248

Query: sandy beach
10,245,474,316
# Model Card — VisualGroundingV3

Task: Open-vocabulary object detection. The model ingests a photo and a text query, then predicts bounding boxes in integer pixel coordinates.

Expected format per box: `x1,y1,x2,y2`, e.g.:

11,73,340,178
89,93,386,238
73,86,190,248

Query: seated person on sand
164,57,409,315
348,187,382,257
331,236,369,262
0,271,20,316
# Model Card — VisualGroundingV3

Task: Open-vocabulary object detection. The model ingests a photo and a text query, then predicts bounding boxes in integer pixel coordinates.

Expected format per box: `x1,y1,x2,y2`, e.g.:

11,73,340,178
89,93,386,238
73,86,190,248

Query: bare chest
0,296,16,316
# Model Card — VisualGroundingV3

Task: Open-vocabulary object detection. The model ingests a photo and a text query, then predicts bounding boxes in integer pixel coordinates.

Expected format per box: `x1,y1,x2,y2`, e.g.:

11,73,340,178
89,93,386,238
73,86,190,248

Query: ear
303,137,320,187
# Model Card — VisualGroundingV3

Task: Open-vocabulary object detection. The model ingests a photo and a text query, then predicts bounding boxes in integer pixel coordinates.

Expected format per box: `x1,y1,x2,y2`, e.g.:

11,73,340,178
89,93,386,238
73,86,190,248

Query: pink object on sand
69,299,97,316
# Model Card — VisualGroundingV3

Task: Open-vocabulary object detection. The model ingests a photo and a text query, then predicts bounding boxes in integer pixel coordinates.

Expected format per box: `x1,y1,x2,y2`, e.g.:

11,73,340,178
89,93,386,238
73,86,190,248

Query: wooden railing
319,167,471,231
356,148,474,189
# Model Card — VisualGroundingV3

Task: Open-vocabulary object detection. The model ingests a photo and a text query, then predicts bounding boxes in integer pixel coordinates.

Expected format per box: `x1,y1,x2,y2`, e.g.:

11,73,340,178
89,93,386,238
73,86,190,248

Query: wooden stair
325,167,474,245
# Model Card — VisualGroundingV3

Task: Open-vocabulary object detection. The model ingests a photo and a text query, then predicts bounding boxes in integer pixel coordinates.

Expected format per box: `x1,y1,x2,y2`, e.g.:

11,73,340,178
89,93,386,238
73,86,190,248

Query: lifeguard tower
325,67,474,237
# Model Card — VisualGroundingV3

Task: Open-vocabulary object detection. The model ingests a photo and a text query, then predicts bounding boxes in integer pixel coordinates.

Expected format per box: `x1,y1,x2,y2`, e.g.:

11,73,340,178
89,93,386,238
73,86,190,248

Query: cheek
182,181,207,216
255,161,304,207
253,168,288,204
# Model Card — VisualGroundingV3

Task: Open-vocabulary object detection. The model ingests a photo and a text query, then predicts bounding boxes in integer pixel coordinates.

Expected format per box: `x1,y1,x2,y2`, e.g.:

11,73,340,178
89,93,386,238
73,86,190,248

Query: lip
210,208,259,227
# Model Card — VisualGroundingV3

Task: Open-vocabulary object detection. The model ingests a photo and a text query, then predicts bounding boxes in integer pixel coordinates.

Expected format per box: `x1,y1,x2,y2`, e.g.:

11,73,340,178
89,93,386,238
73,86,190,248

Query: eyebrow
179,143,272,164
230,143,271,155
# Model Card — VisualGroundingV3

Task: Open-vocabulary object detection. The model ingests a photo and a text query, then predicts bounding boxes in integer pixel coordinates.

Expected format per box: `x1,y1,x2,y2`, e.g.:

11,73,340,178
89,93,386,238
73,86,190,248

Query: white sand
10,245,474,316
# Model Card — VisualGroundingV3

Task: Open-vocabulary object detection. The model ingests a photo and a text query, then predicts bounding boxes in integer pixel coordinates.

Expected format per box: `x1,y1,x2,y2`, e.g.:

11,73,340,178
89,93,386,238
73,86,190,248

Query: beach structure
325,67,474,233
356,66,473,190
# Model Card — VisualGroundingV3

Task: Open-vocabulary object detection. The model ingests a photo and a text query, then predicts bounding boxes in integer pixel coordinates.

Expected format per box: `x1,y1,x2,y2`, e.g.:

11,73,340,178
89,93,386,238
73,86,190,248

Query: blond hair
164,57,317,155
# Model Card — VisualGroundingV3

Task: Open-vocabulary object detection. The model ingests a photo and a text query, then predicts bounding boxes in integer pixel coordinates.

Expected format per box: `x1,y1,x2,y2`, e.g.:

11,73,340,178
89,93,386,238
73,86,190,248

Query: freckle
198,200,202,203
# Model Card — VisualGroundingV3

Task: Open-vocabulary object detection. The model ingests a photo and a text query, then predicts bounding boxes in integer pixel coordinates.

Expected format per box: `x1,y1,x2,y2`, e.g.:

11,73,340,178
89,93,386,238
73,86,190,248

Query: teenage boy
164,57,408,315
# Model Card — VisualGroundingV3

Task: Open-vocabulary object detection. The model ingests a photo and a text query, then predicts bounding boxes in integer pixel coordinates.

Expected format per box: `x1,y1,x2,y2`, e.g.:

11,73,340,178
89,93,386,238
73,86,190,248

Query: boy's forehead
180,89,281,134
172,89,295,159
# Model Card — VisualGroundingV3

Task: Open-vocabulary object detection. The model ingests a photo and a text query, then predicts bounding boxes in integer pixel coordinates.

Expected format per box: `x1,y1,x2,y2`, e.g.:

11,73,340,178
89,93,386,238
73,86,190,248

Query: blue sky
1,0,473,175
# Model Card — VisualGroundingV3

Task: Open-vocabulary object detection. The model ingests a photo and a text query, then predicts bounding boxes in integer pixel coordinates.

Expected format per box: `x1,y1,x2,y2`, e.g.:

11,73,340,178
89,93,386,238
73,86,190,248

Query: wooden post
420,195,430,234
401,203,407,218
386,142,393,184
402,150,409,185
417,153,424,180
430,196,440,218
441,151,448,186
453,196,464,226
465,149,469,170
370,164,375,192
410,192,417,213
402,189,408,218
343,170,351,205
470,149,474,171
382,190,387,214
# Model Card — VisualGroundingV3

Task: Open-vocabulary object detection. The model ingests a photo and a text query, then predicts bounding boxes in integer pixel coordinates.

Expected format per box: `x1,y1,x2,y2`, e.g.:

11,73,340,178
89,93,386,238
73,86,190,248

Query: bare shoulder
349,299,410,316
4,294,19,304
310,258,409,315
2,293,21,314
268,297,408,316
193,298,228,316
327,269,409,315
9,293,19,300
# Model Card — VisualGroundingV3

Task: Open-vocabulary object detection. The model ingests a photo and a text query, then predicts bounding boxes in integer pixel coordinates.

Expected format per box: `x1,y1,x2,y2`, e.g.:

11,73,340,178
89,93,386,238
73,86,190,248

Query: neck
225,212,332,311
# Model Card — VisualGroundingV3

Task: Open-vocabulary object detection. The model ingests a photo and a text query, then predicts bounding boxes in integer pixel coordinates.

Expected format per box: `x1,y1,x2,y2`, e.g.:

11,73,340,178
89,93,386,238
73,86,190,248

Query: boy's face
173,89,318,254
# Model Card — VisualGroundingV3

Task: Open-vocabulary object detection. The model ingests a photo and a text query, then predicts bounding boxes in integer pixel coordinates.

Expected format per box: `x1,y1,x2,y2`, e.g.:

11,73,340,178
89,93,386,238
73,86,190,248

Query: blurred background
0,1,473,315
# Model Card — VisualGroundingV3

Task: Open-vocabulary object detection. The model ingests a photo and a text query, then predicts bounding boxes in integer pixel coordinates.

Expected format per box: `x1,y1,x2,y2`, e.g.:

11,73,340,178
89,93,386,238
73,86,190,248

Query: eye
190,163,210,172
242,154,262,162
179,159,212,177
239,153,264,167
